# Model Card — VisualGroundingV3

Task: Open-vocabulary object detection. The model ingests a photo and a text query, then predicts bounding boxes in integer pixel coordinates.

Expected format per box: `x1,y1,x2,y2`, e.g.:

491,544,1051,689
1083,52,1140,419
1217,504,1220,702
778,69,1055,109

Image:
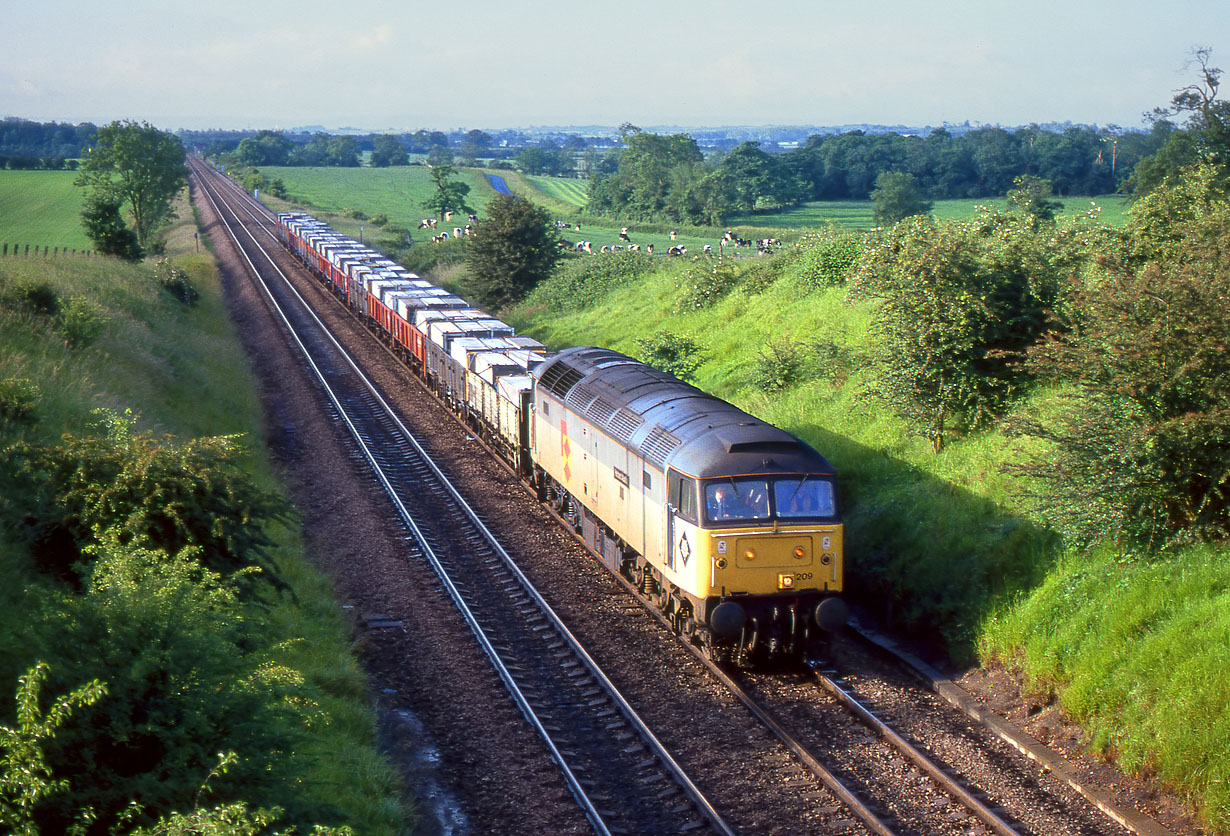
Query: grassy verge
0,187,411,833
980,545,1230,831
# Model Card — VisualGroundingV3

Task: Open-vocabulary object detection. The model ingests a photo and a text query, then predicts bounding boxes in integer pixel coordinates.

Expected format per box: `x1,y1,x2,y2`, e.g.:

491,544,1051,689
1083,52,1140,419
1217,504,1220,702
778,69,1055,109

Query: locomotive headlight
821,553,833,565
744,549,756,561
778,573,795,589
793,546,806,560
716,557,728,570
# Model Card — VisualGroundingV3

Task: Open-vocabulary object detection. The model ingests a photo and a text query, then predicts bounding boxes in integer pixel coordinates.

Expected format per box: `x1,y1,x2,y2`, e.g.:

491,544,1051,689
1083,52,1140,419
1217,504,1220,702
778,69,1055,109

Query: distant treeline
587,123,1170,225
771,124,1155,199
0,117,97,168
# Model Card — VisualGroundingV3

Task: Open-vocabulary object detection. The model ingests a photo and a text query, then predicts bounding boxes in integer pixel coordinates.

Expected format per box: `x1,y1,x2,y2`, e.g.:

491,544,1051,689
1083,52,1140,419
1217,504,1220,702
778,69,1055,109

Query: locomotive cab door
665,469,700,581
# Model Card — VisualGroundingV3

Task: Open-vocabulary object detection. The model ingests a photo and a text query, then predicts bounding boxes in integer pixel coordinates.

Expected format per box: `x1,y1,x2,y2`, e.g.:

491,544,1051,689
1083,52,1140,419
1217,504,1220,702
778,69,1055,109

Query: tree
1007,174,1063,229
426,145,453,167
1014,164,1230,545
233,131,291,167
857,208,1075,450
1133,47,1230,196
80,193,142,260
464,194,560,311
76,121,186,250
369,134,407,167
421,164,472,220
871,171,931,226
717,141,800,212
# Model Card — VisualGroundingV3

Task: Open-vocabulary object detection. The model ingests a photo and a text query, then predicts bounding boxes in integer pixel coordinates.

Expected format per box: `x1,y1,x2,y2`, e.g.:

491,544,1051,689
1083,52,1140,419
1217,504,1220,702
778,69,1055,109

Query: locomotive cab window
703,476,836,526
705,478,770,524
774,477,837,520
667,470,698,523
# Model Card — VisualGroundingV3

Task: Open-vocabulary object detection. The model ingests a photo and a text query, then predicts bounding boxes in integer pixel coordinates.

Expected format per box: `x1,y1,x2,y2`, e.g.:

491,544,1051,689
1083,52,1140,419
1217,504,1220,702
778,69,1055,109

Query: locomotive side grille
566,383,598,412
587,395,619,424
641,426,682,467
608,407,644,443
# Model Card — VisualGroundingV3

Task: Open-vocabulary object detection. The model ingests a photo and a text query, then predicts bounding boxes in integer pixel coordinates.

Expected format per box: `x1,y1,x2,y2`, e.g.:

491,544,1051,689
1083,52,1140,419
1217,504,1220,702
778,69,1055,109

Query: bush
153,259,200,306
634,331,703,382
32,538,317,833
528,249,653,314
751,337,809,393
794,233,864,289
0,377,40,424
16,282,60,317
60,297,108,348
2,409,290,592
674,256,739,312
340,208,367,221
369,213,389,227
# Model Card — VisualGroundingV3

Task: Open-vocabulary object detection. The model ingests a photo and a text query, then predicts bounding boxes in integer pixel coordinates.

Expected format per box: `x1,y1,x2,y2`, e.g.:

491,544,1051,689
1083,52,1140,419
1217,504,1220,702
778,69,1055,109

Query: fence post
25,245,29,255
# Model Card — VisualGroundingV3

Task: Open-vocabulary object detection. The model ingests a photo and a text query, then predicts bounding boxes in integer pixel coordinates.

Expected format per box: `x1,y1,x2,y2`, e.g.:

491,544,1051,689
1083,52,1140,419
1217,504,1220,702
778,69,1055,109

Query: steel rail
808,661,1025,836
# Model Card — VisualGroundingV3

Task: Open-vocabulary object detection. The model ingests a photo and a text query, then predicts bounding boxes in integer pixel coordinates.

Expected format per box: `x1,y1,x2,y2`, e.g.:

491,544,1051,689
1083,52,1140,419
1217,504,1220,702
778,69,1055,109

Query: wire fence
2,244,96,257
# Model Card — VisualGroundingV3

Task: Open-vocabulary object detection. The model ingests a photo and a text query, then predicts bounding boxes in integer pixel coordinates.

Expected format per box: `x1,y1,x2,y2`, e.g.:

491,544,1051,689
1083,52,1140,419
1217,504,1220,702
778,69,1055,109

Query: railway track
191,159,1172,836
192,159,734,836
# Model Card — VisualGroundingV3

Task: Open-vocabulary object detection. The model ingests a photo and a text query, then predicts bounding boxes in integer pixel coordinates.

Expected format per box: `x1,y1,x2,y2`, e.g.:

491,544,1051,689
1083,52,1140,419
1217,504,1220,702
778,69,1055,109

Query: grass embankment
0,182,410,833
505,242,1228,833
0,170,93,251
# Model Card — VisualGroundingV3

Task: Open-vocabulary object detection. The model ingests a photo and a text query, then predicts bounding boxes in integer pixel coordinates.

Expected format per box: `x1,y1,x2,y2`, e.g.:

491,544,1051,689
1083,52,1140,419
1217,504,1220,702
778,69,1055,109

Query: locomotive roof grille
608,407,644,442
642,426,682,467
539,362,584,398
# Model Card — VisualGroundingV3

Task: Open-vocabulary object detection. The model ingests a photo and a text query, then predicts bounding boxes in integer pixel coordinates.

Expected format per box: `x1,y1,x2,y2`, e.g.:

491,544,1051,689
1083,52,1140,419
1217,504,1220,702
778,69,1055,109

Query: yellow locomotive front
661,452,847,664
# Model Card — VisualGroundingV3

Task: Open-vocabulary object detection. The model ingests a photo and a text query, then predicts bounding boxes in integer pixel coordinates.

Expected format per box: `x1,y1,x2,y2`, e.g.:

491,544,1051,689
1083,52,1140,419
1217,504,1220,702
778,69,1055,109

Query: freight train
276,211,848,664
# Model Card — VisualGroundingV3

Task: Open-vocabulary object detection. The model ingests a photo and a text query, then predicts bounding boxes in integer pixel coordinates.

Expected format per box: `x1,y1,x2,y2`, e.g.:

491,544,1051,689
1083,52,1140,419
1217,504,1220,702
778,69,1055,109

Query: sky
3,0,1228,133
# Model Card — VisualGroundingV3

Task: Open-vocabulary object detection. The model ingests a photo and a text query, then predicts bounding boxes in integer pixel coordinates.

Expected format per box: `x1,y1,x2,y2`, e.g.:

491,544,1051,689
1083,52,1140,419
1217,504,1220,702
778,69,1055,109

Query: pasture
728,195,1131,229
260,164,498,227
0,170,92,251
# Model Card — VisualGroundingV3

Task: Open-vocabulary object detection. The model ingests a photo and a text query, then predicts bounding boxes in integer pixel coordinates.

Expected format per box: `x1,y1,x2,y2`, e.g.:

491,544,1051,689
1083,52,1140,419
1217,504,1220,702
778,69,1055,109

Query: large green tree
421,164,473,220
75,121,186,251
1017,164,1230,545
870,171,932,227
232,130,292,167
464,194,560,311
369,134,408,167
856,207,1089,450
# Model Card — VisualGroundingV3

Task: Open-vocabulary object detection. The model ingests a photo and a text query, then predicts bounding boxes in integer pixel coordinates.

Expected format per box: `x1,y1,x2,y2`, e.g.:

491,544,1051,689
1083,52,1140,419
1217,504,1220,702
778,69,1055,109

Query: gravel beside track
191,169,1205,836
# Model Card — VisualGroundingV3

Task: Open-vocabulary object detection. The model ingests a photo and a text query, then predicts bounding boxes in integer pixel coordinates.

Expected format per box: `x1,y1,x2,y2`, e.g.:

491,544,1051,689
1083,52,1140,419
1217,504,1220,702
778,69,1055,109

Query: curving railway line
189,158,1178,836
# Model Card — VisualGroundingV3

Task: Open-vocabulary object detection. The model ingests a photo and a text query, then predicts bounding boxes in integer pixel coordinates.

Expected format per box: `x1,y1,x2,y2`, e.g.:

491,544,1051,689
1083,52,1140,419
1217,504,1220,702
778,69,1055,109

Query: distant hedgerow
530,249,653,313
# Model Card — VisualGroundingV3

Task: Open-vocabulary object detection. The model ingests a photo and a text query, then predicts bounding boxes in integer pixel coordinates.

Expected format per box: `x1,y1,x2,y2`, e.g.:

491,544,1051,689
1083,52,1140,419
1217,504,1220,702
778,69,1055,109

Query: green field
726,195,1130,229
259,164,498,227
524,174,589,208
0,170,92,251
